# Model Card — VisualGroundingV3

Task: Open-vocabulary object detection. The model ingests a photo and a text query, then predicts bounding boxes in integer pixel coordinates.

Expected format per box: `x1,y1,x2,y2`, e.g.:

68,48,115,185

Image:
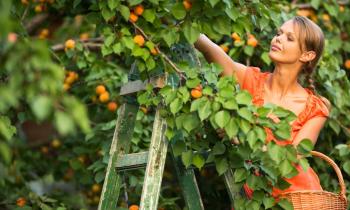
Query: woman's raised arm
194,33,247,87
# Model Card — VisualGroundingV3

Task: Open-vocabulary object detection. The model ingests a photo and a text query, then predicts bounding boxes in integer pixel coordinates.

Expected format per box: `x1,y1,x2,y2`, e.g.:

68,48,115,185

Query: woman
194,16,330,197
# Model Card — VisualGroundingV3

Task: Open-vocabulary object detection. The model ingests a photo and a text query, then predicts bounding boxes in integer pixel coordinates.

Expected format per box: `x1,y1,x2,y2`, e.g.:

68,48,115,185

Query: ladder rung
115,151,149,171
120,76,166,95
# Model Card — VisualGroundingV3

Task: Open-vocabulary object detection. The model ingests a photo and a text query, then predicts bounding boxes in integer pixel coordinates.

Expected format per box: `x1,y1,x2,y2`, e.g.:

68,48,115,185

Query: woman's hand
194,33,247,87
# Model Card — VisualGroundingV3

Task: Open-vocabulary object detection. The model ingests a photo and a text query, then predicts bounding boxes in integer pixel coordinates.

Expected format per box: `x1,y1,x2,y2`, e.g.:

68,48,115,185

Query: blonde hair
292,16,331,110
292,16,325,92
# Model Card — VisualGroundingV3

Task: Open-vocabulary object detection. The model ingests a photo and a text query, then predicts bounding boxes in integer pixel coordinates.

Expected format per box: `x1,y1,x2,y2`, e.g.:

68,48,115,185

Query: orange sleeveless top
241,67,329,198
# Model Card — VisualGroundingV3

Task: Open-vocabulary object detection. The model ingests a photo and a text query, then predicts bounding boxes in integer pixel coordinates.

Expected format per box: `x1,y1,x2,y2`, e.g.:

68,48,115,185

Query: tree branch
130,21,186,79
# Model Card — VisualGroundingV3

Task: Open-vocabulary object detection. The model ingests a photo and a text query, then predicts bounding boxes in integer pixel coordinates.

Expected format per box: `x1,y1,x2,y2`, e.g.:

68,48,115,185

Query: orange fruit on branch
133,35,145,47
129,205,139,210
191,89,202,99
96,85,106,95
247,34,258,47
129,12,138,23
107,102,118,112
231,32,240,41
99,92,110,103
65,39,75,50
183,0,192,10
16,197,26,207
134,5,144,16
345,59,350,69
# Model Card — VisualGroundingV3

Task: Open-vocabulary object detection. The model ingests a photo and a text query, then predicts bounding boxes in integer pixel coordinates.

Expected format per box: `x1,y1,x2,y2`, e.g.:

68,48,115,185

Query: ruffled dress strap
241,66,270,106
297,89,330,124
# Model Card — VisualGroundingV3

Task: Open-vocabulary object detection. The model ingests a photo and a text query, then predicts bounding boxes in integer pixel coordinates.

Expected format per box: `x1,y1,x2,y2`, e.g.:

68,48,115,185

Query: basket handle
310,151,347,201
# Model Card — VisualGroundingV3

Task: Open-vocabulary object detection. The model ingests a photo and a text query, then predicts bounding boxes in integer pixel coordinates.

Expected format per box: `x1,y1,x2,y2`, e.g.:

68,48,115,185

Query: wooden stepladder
98,44,241,210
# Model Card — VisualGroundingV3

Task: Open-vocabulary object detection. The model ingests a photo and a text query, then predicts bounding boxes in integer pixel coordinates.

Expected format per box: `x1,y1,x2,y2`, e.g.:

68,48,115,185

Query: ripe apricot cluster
63,70,79,91
95,85,119,112
129,4,144,23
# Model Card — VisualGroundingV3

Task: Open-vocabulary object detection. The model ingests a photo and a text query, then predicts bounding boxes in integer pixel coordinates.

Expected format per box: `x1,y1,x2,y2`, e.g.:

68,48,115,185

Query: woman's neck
267,64,302,100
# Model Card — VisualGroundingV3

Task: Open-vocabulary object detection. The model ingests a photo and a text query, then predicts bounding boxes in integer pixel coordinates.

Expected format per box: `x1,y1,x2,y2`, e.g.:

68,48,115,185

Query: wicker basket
279,151,348,210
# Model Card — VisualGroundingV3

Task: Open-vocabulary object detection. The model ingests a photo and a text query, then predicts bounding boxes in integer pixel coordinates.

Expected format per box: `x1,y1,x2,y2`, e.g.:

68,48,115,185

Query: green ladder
98,44,241,210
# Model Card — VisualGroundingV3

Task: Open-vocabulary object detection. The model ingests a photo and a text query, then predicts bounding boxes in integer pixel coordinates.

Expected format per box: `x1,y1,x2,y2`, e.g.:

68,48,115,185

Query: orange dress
241,67,330,198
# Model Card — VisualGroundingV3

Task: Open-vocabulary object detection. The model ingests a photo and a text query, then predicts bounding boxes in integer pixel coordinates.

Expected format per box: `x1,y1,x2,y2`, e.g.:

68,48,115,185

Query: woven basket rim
280,190,340,196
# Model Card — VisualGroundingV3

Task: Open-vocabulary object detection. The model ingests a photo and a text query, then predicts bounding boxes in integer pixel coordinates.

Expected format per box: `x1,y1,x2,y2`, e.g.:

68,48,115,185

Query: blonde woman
194,16,330,198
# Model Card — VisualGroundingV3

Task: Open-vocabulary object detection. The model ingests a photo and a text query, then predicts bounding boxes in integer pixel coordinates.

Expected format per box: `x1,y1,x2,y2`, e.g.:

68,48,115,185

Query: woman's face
268,20,304,65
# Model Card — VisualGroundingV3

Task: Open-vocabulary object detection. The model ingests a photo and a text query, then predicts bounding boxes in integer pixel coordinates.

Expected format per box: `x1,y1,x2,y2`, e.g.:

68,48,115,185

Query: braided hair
293,16,331,109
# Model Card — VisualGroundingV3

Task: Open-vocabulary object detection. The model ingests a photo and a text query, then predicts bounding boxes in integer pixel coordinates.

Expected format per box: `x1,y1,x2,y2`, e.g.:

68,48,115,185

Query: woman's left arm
292,116,328,147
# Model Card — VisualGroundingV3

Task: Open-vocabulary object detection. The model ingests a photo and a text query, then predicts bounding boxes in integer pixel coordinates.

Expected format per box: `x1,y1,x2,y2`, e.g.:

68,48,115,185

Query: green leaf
198,98,212,121
222,99,238,110
172,141,186,157
213,16,231,35
102,7,114,21
183,22,200,44
255,126,266,142
213,142,226,155
239,119,251,134
183,114,199,133
0,116,16,141
190,97,205,112
297,139,314,155
234,168,247,182
104,34,115,47
31,96,52,121
273,122,291,140
55,111,75,135
0,142,11,164
299,158,310,172
192,153,205,169
219,86,235,98
171,2,186,20
118,5,130,21
261,52,271,65
74,0,82,8
214,110,230,128
208,0,220,7
268,142,285,164
163,30,178,47
170,98,183,115
279,159,294,177
143,9,156,23
235,91,252,105
186,78,201,88
178,86,190,103
215,157,229,175
107,0,120,10
225,118,238,139
246,130,257,149
237,107,254,122
277,199,293,210
247,174,259,190
244,45,254,56
343,161,350,176
263,197,275,209
225,6,239,21
128,0,142,6
181,150,192,168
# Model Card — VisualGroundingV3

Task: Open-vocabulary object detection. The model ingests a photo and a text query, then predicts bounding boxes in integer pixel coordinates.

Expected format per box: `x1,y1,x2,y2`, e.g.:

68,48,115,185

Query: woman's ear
300,50,316,63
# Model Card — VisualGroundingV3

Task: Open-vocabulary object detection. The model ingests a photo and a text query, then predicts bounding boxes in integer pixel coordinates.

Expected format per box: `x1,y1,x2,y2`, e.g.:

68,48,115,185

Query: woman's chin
268,51,280,62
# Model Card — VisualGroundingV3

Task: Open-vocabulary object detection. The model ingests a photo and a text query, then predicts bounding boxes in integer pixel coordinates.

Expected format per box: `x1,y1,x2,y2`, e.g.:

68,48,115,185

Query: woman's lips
271,45,281,51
